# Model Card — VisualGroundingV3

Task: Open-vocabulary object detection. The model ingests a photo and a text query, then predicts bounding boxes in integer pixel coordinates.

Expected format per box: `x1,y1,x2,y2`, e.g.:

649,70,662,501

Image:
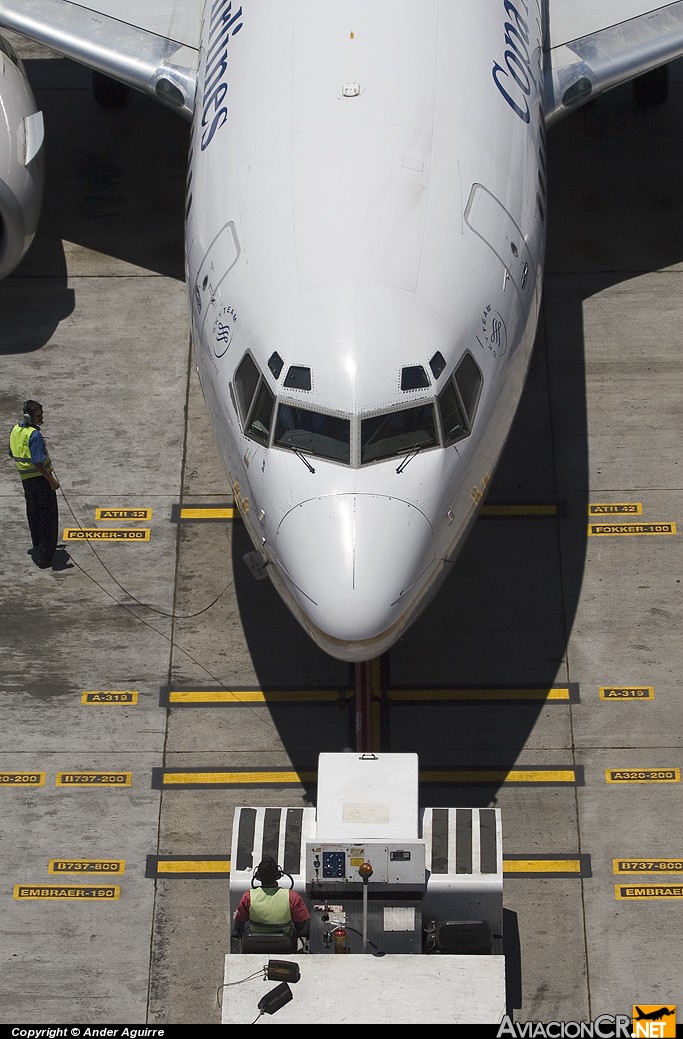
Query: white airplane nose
275,494,435,643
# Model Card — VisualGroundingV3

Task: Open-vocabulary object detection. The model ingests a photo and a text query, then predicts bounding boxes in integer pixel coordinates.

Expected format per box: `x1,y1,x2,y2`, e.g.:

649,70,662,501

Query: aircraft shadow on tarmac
3,56,680,810
230,71,683,805
0,58,188,354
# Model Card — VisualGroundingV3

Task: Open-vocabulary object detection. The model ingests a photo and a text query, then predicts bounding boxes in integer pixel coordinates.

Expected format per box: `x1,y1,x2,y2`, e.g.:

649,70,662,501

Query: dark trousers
22,476,58,566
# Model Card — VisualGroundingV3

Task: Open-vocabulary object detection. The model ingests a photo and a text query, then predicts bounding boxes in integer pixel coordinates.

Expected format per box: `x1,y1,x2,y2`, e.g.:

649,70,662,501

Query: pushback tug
221,752,505,1024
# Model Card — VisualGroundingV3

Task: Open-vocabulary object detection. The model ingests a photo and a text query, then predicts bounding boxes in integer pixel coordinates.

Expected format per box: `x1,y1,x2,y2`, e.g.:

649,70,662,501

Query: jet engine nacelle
0,33,44,280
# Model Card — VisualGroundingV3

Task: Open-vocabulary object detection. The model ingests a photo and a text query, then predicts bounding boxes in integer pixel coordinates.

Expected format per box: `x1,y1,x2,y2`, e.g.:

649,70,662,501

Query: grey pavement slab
1,752,161,1023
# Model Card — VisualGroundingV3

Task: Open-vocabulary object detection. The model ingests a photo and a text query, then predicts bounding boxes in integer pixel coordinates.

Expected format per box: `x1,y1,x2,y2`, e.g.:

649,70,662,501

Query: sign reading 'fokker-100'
63,528,150,541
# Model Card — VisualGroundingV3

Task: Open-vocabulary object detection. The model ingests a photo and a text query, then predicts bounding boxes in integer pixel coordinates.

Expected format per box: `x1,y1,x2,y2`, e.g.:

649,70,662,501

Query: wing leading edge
4,1,683,126
0,0,203,117
545,0,683,123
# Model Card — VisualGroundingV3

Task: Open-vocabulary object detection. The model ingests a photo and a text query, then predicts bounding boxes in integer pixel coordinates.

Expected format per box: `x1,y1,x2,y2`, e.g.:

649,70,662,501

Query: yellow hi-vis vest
248,887,293,934
9,423,53,481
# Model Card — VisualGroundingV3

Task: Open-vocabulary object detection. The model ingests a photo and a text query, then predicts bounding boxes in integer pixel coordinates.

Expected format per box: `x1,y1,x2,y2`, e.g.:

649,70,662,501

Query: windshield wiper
396,444,422,474
289,446,316,473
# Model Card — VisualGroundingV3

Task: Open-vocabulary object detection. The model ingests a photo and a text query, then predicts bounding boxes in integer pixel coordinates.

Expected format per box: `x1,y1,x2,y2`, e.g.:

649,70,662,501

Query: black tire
633,64,669,105
92,71,130,108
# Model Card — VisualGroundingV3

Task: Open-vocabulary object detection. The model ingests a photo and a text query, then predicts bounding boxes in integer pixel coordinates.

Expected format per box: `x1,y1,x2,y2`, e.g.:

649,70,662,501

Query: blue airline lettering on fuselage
492,0,534,123
200,0,243,151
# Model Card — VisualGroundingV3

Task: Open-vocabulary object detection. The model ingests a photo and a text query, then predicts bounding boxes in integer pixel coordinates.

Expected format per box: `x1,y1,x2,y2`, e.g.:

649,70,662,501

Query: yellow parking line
156,859,230,874
504,859,581,873
169,689,343,704
179,507,235,520
161,770,317,786
389,687,571,702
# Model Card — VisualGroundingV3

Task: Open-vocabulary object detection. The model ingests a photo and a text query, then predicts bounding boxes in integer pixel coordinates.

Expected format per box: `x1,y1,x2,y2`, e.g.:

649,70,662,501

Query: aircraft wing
5,1,683,127
545,0,683,123
0,0,202,117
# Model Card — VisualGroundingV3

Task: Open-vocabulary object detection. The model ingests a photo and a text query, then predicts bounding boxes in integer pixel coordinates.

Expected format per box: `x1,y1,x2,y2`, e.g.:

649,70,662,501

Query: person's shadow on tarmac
50,547,73,571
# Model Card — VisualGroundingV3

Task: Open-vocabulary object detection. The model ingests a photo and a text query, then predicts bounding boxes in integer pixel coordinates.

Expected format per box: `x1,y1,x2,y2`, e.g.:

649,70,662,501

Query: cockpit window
234,353,275,445
274,404,350,464
234,353,260,425
438,380,468,445
437,351,483,446
400,365,429,390
284,365,312,390
268,352,284,379
246,381,275,444
234,350,483,465
455,352,483,423
361,403,438,465
429,351,447,379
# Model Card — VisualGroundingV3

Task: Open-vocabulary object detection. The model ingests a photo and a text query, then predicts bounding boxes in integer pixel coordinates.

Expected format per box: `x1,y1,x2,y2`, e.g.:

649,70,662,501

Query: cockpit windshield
360,403,438,465
274,404,351,464
234,349,482,468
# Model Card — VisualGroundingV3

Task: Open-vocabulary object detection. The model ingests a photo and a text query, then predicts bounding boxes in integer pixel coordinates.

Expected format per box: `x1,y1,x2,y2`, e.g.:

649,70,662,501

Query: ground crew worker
234,857,310,940
9,400,60,569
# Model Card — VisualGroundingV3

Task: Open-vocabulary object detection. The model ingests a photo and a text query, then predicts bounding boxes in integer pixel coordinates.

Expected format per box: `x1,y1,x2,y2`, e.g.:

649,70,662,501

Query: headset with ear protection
250,859,294,889
22,400,42,426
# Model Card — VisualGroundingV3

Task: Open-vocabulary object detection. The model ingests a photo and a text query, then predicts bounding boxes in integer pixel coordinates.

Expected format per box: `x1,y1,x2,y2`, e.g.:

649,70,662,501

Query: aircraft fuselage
186,0,546,661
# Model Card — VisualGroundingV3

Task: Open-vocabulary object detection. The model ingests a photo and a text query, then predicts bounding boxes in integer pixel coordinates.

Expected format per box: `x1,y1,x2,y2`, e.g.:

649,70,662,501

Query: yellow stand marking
82,690,138,705
14,884,120,900
0,772,45,786
48,859,125,874
156,859,231,874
